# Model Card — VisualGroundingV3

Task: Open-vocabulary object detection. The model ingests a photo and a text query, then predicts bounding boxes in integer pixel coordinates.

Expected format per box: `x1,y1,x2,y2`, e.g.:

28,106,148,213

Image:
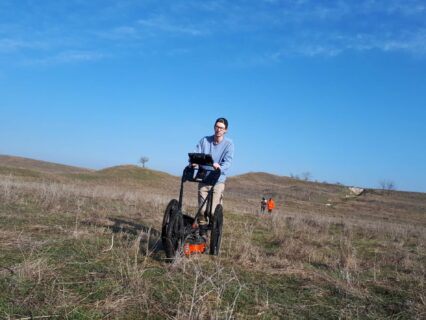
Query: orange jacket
267,199,275,210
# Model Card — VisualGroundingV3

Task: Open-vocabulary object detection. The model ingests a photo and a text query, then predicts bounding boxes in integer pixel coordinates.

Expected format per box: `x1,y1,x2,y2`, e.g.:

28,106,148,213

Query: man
260,197,267,214
192,117,234,227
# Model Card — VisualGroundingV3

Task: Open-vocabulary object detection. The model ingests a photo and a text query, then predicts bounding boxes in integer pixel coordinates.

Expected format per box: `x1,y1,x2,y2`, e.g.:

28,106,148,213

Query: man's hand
213,163,221,170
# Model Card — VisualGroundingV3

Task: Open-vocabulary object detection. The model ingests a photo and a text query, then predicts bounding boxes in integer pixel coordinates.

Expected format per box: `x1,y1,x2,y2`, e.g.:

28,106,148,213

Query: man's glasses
215,125,226,131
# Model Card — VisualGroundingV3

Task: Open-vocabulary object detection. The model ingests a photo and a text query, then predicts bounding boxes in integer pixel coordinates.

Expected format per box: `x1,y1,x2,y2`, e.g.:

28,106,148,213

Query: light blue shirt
195,135,234,183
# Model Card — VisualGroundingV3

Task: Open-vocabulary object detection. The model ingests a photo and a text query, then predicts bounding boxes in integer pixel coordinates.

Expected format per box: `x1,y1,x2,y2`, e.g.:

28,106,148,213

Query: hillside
0,156,425,319
0,156,424,226
0,155,179,189
0,155,91,174
1,155,425,225
98,164,176,183
227,172,426,227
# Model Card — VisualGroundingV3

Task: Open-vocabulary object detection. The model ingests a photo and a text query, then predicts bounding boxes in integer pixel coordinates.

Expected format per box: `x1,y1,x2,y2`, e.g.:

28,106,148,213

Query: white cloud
0,38,46,52
95,25,142,41
56,51,105,62
113,26,137,36
284,29,426,58
381,30,426,55
22,50,106,66
1,0,426,66
137,15,207,36
235,27,426,66
382,1,426,16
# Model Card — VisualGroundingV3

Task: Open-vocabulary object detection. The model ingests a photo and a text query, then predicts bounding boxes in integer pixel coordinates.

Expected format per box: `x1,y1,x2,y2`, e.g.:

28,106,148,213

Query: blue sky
1,0,425,192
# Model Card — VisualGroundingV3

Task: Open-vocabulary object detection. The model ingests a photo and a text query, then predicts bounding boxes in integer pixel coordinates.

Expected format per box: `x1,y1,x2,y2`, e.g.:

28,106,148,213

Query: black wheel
161,199,183,259
162,199,178,241
210,204,223,255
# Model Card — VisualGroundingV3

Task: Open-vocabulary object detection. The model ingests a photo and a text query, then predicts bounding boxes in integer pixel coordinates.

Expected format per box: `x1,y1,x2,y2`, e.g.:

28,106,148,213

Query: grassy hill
0,155,179,190
97,165,177,185
0,155,91,174
227,172,426,226
0,157,425,319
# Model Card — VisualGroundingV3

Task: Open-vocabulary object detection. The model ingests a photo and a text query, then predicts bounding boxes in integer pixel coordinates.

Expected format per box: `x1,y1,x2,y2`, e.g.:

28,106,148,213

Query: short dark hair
215,117,228,129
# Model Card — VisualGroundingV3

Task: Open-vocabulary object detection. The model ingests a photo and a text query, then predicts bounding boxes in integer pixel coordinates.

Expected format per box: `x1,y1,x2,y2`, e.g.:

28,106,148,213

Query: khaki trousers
198,182,225,223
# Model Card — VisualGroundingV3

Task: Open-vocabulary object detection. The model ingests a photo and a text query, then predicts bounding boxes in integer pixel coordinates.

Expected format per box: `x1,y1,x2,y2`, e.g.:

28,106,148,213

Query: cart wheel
162,199,183,260
210,204,223,255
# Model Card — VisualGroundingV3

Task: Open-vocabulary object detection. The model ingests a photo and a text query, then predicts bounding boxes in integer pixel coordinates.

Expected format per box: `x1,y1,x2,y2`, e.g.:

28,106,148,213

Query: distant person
191,117,234,228
267,197,275,214
260,197,267,214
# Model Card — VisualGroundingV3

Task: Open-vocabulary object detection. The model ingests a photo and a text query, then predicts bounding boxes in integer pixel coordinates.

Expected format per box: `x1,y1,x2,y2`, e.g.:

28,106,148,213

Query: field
0,155,425,319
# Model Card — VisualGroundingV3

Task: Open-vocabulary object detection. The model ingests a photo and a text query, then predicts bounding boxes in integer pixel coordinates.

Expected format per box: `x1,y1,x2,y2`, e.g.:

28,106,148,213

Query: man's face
214,122,227,137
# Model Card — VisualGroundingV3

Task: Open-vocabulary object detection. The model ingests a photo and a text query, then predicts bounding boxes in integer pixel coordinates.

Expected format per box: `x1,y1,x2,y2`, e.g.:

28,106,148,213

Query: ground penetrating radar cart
161,153,224,261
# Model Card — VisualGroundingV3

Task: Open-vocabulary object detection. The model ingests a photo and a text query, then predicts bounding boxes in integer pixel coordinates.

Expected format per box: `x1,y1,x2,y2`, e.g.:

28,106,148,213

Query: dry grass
1,164,425,319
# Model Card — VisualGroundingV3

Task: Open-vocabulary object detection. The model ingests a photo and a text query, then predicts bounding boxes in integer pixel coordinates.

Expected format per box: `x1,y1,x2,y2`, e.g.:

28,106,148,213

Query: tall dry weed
224,221,263,267
0,175,173,226
165,258,243,320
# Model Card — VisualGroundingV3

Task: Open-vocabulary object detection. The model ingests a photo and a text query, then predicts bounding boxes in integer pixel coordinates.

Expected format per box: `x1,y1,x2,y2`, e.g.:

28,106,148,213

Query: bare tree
301,171,312,181
379,180,396,194
290,173,300,180
139,156,149,168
